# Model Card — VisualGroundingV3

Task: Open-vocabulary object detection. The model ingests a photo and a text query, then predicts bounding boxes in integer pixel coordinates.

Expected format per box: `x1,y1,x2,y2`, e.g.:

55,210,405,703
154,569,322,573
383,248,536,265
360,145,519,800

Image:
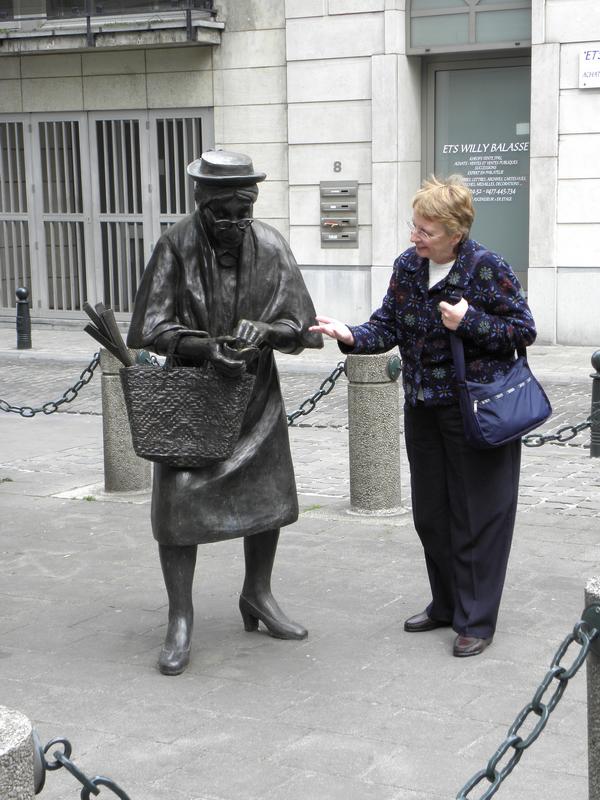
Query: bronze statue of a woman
127,150,323,675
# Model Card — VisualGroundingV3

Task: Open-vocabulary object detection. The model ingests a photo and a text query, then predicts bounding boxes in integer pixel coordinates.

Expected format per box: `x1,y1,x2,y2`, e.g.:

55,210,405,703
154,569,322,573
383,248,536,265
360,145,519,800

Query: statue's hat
187,150,266,186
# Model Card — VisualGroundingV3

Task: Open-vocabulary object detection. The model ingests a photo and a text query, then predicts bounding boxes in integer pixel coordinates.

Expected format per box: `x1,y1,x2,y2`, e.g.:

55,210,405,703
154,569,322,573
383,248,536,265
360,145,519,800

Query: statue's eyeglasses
205,208,254,231
214,218,254,231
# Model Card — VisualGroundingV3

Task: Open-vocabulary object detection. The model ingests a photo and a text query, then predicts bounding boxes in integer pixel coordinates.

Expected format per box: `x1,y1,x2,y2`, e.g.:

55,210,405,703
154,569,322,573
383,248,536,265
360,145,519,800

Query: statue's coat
127,212,322,544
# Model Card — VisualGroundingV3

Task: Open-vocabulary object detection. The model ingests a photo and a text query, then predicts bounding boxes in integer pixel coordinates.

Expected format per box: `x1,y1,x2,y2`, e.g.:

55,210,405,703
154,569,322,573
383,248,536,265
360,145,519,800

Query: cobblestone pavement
0,356,598,516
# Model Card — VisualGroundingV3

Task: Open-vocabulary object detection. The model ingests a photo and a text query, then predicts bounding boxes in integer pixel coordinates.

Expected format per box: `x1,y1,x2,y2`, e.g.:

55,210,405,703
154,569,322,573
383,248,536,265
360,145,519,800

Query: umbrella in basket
83,302,136,367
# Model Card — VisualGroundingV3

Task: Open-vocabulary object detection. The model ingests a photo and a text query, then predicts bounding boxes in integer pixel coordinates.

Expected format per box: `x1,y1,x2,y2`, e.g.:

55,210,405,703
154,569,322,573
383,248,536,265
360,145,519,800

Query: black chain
522,403,600,447
286,361,346,426
0,353,100,417
457,609,600,799
523,416,593,447
0,354,594,447
38,736,131,799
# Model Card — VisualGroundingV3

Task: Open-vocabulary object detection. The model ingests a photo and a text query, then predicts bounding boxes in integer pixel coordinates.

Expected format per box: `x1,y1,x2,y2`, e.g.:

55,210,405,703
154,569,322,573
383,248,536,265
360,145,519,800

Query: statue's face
201,195,254,248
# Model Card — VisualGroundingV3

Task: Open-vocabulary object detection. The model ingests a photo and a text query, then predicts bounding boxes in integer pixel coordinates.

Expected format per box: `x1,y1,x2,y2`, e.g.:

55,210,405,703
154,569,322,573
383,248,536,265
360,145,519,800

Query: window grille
156,115,203,224
44,0,214,19
0,121,32,308
95,118,144,313
39,120,87,311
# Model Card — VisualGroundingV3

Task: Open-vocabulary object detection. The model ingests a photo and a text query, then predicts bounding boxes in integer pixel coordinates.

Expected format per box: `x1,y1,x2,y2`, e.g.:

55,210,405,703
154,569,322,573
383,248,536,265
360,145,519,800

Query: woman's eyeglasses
406,221,439,241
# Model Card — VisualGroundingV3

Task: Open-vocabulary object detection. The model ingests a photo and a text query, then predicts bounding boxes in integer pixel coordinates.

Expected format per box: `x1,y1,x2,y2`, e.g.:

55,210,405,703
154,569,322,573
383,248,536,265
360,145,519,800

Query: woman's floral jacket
343,238,537,407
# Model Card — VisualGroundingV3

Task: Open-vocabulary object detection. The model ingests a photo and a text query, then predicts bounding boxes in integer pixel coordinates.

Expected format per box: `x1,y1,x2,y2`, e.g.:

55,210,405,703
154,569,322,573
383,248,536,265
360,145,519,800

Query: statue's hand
171,332,257,377
175,334,234,364
211,342,260,378
233,319,271,347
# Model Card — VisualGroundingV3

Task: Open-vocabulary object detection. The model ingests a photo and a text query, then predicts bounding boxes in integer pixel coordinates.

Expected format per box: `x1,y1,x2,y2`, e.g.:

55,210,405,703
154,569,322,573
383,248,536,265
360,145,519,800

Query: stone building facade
0,0,598,344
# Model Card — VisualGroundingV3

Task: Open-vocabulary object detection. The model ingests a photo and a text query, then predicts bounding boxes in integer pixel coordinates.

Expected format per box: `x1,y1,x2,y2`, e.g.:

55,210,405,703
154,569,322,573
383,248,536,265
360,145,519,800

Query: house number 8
333,161,342,173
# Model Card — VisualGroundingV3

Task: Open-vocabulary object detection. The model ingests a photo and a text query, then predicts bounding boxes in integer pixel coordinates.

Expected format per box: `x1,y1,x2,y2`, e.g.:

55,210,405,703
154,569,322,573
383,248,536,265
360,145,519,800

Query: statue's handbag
120,332,255,469
449,332,552,449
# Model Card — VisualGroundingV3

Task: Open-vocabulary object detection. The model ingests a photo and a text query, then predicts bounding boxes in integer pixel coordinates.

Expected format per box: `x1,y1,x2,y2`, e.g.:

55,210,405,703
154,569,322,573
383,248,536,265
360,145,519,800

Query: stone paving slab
0,469,595,800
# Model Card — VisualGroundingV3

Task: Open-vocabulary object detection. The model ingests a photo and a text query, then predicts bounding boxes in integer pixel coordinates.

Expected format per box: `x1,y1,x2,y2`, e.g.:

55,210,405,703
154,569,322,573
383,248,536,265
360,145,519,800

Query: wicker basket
120,362,255,469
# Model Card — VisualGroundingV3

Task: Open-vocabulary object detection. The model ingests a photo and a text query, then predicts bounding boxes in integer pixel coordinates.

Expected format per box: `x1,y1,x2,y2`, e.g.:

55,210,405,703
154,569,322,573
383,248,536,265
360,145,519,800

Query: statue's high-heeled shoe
158,644,190,676
239,595,307,640
157,614,192,676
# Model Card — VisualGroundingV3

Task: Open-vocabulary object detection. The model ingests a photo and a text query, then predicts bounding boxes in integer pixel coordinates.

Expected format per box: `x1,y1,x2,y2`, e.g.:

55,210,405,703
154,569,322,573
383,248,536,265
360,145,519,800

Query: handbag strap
446,247,488,385
447,247,526,380
449,333,468,384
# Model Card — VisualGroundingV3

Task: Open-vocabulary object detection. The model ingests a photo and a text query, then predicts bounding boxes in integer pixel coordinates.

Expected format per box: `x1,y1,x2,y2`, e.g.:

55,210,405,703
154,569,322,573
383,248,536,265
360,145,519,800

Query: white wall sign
579,46,600,88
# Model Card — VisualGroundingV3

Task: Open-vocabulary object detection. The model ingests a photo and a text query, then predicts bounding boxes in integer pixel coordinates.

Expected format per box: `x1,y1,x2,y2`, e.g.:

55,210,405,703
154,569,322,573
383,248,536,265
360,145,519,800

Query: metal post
86,14,94,48
15,287,31,350
591,350,600,458
100,348,151,493
586,578,600,800
346,351,403,515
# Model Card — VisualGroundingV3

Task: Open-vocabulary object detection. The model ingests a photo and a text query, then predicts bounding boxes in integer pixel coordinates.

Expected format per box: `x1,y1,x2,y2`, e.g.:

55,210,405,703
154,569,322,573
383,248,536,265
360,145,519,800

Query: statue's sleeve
126,236,186,349
254,225,323,354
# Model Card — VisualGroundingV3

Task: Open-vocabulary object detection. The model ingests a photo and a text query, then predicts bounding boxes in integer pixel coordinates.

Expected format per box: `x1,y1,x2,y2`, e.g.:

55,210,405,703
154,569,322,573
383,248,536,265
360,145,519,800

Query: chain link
0,353,100,417
286,360,346,426
457,613,600,800
39,736,131,799
523,417,592,447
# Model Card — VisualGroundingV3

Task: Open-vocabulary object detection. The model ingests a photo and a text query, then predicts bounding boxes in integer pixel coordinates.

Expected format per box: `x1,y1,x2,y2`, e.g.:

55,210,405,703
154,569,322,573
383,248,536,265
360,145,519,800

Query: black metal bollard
591,350,600,458
16,287,31,350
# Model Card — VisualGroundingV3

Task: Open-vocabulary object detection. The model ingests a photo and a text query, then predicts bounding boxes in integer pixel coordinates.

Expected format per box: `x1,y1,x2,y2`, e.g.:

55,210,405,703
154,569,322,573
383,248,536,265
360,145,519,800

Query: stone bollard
586,578,600,800
590,351,600,458
100,348,151,493
346,351,403,515
0,706,35,799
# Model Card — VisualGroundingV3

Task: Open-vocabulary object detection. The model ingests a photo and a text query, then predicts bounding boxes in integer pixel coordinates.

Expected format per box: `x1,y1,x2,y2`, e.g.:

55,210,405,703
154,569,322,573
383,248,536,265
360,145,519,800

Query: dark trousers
404,402,521,639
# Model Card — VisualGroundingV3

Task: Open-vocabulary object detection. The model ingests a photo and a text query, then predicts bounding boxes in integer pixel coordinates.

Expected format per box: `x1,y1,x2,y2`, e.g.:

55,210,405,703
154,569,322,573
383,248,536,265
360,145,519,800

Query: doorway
425,58,531,288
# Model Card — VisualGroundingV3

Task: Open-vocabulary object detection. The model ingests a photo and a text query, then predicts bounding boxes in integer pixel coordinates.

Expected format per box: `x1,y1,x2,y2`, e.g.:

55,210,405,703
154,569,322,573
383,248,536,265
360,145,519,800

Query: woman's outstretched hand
309,315,355,347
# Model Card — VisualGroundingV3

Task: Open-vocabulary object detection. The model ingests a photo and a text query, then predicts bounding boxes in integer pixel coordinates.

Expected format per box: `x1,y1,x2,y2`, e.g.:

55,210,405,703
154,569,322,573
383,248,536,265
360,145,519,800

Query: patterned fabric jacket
344,238,537,407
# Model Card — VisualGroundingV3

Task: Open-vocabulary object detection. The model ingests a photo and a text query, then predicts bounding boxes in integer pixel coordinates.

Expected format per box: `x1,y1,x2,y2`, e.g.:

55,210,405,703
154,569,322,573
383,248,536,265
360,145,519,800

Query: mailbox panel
320,180,358,249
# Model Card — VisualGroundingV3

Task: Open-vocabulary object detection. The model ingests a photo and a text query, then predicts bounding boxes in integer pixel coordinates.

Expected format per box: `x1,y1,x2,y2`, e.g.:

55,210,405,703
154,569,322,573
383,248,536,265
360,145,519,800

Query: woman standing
310,175,536,657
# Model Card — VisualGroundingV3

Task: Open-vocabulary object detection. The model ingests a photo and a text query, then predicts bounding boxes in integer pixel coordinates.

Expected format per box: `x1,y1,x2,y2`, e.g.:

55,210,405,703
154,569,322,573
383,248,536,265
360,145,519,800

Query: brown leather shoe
404,610,451,632
453,634,493,657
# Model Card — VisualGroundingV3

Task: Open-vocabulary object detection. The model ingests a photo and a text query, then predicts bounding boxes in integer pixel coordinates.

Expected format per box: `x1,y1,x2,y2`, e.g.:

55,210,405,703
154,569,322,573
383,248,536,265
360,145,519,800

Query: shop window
407,0,531,54
0,0,44,18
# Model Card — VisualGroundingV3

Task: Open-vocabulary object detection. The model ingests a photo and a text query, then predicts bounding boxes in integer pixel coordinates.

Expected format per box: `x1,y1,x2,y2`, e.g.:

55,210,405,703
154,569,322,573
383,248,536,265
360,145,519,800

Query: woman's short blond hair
412,174,474,239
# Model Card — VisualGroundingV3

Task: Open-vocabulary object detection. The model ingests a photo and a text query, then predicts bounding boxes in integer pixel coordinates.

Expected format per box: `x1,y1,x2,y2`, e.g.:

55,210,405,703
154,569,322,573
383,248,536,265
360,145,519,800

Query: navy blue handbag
450,334,552,449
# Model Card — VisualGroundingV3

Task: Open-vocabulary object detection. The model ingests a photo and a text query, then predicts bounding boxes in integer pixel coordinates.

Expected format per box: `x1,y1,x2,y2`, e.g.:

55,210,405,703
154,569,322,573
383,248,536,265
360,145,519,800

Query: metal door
90,109,212,314
0,108,212,316
89,112,151,314
31,114,92,312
